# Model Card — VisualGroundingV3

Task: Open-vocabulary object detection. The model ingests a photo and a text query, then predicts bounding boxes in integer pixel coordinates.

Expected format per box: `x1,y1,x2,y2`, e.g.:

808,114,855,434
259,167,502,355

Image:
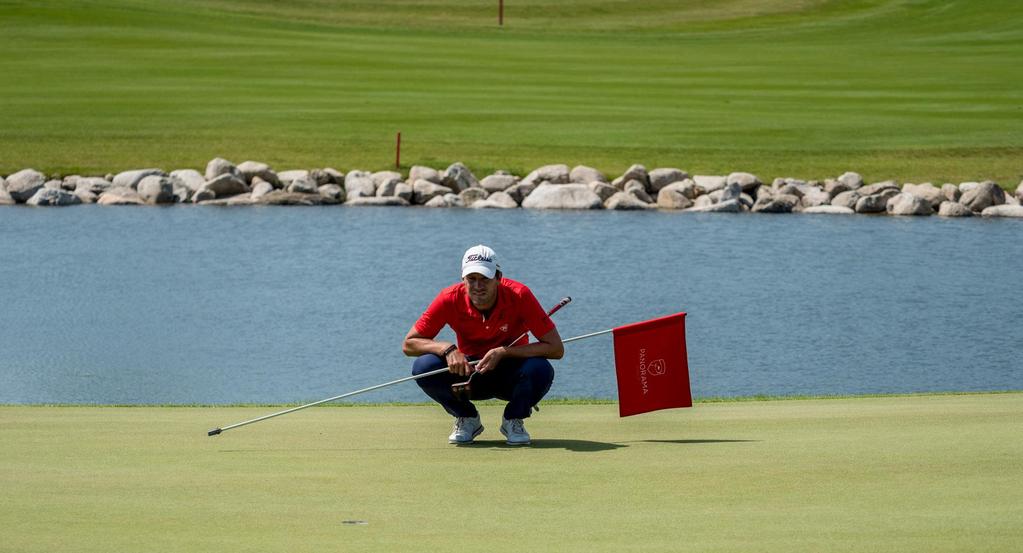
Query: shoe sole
449,424,485,444
500,426,531,446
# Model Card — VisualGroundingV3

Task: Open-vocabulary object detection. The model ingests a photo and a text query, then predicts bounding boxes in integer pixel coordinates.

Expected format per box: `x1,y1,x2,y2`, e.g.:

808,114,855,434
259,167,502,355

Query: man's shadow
465,439,626,452
464,438,759,452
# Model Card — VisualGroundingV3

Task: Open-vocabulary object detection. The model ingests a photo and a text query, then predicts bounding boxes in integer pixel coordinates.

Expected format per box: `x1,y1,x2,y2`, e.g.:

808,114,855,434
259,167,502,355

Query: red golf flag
612,312,691,417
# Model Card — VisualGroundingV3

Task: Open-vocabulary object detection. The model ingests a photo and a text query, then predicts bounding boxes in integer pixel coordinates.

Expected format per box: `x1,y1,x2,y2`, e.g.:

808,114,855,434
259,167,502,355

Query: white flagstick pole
208,297,575,436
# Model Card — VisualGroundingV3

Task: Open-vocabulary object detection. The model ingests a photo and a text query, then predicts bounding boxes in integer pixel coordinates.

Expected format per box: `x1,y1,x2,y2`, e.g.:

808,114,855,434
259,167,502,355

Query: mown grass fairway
2,0,1021,183
2,394,1021,552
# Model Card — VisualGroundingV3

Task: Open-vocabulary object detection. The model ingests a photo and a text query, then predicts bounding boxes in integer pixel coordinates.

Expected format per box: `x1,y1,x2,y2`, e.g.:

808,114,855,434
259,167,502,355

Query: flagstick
562,328,612,344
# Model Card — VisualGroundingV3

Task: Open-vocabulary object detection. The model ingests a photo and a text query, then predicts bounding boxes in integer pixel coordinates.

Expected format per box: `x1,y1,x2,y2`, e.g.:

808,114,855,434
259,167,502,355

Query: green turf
2,394,1021,552
1,0,1021,184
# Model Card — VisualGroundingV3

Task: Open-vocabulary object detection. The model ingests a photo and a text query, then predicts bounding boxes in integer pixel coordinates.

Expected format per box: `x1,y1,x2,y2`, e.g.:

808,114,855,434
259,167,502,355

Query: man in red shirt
403,245,564,445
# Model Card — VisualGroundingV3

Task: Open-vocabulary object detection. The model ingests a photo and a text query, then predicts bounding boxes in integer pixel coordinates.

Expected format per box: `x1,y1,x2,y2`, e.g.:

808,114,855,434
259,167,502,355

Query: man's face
463,272,499,310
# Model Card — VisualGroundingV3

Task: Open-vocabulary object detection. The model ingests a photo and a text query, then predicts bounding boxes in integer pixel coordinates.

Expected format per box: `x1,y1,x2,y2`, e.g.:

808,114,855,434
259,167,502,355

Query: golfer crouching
402,245,564,445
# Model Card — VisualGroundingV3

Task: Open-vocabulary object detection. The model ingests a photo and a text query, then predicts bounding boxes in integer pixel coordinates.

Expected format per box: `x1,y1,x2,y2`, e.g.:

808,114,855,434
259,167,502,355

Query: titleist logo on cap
465,253,493,263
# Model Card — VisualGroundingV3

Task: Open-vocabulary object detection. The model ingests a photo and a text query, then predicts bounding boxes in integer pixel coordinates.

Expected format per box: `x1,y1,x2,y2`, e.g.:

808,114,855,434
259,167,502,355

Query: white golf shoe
448,416,484,444
500,418,531,445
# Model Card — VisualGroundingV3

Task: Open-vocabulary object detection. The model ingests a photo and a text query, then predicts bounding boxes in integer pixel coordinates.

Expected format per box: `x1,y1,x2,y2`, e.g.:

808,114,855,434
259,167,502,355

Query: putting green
1,0,1021,183
2,394,1021,552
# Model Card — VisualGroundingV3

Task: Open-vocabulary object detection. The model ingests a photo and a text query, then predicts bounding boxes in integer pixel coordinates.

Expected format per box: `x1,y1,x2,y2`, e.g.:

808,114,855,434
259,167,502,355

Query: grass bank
1,0,1021,183
2,393,1021,552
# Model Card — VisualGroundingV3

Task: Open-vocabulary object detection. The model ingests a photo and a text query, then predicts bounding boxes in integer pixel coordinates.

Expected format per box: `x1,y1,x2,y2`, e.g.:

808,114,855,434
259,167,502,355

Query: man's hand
445,349,472,377
476,346,507,374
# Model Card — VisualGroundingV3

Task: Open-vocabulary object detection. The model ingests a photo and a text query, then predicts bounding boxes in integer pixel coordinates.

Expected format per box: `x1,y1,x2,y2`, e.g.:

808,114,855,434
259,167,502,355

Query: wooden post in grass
499,0,503,26
395,132,401,169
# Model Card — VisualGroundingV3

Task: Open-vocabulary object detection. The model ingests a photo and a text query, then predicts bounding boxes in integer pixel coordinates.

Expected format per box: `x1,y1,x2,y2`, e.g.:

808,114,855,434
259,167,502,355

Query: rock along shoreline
2,160,1022,218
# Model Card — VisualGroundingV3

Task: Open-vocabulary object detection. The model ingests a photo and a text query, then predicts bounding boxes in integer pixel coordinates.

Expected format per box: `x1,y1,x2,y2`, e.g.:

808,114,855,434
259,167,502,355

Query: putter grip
547,296,571,316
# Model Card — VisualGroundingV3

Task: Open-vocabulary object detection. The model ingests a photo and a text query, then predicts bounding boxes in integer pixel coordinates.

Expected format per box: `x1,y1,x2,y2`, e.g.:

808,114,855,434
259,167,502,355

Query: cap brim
462,264,496,279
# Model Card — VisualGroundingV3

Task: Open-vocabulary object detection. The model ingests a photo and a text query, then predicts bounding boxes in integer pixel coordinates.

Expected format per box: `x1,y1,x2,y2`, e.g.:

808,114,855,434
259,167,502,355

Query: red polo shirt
414,278,556,357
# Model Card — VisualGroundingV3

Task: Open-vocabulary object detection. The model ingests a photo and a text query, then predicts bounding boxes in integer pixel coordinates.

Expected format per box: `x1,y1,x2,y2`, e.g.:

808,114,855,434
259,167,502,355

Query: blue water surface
0,206,1020,404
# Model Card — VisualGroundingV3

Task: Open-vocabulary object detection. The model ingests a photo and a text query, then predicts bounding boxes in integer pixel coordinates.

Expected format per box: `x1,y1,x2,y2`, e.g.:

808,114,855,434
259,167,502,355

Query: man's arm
402,327,472,376
475,327,564,373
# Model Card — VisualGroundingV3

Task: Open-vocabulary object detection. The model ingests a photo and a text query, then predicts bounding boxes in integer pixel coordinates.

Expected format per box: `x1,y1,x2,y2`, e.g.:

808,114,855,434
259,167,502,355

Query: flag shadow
627,439,759,445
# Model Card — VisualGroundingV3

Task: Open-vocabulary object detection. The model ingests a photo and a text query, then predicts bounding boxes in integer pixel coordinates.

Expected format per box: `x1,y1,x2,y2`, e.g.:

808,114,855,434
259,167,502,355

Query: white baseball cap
461,244,500,279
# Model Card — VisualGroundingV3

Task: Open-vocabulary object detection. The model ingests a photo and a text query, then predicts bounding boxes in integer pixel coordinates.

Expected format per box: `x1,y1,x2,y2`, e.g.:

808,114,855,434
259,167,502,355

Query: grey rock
859,180,900,197
739,193,755,210
570,165,606,184
692,195,715,209
287,177,319,194
251,180,275,199
720,182,742,202
480,173,518,193
941,183,961,203
43,179,64,191
902,183,943,209
344,171,376,198
937,201,973,217
309,169,333,186
604,192,653,210
831,190,861,210
424,194,457,208
802,205,855,215
6,169,47,202
612,164,648,189
777,183,804,198
1016,180,1023,202
277,170,310,186
113,169,165,190
137,176,177,204
960,181,1005,212
471,191,518,209
442,162,479,193
205,158,242,181
624,180,653,203
323,168,345,184
409,165,442,185
656,185,694,210
237,161,279,186
837,172,864,189
74,188,97,204
522,164,570,186
693,175,726,194
190,189,216,203
589,182,618,202
727,172,761,193
26,188,82,207
202,174,249,197
318,184,345,202
686,199,742,213
824,179,852,196
252,191,329,206
981,204,1023,218
886,192,933,216
801,187,831,208
458,187,489,207
377,181,413,202
855,194,889,213
97,186,145,206
372,171,403,189
412,180,453,205
649,168,689,192
667,178,701,199
345,196,410,207
522,183,602,209
170,169,205,192
505,182,537,205
74,177,114,195
958,182,980,194
752,194,799,213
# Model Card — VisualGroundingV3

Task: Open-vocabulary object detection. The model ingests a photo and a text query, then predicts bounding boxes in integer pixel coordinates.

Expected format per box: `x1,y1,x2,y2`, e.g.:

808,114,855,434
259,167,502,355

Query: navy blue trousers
412,354,554,420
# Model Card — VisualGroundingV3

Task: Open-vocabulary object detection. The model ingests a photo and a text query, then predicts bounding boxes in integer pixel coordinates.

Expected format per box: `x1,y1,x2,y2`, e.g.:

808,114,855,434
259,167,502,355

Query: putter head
451,372,477,401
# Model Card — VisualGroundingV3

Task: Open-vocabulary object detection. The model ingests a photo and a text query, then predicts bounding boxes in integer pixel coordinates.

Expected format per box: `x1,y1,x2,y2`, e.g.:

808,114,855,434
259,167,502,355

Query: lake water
1,206,1020,404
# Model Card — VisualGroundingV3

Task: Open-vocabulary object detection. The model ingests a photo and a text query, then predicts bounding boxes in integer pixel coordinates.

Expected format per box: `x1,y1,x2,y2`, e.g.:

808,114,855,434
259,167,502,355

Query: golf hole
342,520,368,526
